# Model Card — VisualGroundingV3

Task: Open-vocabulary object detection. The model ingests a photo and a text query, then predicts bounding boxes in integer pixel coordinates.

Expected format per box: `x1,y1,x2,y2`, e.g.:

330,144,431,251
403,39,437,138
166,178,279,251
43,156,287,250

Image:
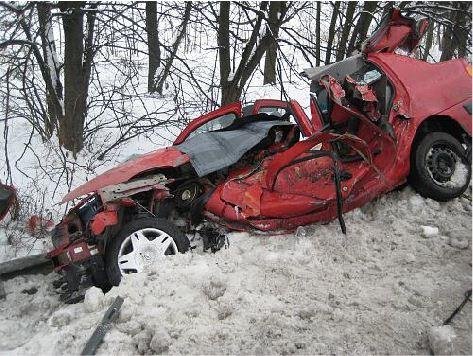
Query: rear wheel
105,217,190,286
409,132,471,201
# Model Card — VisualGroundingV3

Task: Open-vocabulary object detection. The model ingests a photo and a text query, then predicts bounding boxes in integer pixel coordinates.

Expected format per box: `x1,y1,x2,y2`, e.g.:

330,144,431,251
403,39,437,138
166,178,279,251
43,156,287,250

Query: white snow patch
428,325,457,355
446,161,470,189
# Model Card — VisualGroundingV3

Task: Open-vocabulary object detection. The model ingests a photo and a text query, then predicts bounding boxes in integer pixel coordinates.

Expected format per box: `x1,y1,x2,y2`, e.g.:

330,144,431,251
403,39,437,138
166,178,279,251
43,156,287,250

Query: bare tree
58,2,97,155
422,22,434,61
156,1,192,96
324,1,341,65
439,2,470,60
263,1,286,84
217,1,292,104
315,1,321,66
347,1,378,56
37,2,62,137
145,1,160,93
336,1,356,61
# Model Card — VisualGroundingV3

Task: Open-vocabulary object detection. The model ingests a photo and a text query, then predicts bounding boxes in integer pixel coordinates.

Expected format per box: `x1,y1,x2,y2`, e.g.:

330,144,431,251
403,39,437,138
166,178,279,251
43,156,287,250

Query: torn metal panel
264,132,373,190
90,211,118,236
98,174,168,202
345,76,381,122
304,54,364,83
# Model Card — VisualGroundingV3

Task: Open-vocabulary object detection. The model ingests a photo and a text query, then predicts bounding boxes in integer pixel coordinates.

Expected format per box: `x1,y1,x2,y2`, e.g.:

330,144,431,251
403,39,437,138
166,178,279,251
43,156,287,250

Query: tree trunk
324,1,341,65
218,1,232,104
440,4,460,62
422,23,434,61
356,2,378,44
146,2,161,93
315,1,321,66
218,1,286,105
347,1,378,55
58,2,96,155
37,2,63,138
263,2,284,84
455,2,471,59
156,2,192,95
335,2,356,61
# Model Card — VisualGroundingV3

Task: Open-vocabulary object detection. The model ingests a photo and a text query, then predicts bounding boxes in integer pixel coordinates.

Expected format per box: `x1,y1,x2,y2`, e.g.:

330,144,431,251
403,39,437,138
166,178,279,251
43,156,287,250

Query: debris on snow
428,325,456,355
421,225,439,238
81,296,124,355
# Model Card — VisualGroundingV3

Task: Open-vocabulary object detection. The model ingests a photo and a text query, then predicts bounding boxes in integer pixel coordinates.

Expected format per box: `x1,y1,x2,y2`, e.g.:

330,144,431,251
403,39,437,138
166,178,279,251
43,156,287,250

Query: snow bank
0,187,471,354
428,325,456,355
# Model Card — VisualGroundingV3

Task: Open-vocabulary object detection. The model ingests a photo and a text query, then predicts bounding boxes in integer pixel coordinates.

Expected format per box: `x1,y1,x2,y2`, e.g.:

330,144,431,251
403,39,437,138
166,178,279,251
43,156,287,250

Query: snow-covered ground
1,186,471,355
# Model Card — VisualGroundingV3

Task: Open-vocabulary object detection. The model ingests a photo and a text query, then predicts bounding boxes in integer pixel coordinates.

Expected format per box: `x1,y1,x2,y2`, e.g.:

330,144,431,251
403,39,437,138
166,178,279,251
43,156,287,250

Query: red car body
48,9,472,297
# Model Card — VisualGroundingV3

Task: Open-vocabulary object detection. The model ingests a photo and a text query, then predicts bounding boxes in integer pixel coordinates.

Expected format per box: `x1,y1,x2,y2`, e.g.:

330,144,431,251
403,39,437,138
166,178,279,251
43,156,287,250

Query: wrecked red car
48,9,472,302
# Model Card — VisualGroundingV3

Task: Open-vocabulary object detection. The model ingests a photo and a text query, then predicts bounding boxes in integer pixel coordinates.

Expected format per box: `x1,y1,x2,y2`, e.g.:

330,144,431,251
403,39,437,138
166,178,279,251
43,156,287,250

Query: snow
446,161,470,189
428,325,456,355
0,187,471,354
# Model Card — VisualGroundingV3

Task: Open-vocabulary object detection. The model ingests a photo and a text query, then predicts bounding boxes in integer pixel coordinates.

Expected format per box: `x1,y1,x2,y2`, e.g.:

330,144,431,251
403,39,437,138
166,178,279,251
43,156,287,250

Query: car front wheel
409,132,471,202
105,217,190,286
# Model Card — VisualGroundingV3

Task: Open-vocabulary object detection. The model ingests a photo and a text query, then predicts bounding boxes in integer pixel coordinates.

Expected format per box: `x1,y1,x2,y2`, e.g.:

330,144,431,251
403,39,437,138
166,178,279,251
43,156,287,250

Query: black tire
105,217,190,286
409,132,471,202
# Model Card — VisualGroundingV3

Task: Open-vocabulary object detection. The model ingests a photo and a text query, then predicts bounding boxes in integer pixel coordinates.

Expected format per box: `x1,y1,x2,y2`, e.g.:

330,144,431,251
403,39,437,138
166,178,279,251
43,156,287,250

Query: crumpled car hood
62,147,189,203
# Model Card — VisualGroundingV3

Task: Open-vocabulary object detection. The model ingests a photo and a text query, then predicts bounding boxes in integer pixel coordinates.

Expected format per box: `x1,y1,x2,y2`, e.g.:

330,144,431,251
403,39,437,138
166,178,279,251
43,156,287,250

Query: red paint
368,53,471,133
310,97,324,132
363,8,429,54
90,211,119,236
252,99,289,114
62,147,189,202
26,215,55,235
289,99,314,137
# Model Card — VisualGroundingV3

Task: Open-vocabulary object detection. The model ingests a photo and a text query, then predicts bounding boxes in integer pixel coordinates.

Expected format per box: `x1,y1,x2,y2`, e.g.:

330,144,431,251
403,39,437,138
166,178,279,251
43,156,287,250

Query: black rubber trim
464,102,472,115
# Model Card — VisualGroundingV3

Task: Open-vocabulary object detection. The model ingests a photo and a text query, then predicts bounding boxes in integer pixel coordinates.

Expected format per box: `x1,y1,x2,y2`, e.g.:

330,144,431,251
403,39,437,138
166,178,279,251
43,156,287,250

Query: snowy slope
1,187,471,354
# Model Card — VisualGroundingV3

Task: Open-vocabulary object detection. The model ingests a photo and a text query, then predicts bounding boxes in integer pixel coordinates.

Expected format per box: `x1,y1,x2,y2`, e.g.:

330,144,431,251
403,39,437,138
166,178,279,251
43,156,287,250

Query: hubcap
426,145,457,184
117,228,177,275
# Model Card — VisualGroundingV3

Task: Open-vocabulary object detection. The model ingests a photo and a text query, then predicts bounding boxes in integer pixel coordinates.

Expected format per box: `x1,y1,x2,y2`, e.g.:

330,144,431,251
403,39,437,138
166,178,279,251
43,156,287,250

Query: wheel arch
412,115,471,150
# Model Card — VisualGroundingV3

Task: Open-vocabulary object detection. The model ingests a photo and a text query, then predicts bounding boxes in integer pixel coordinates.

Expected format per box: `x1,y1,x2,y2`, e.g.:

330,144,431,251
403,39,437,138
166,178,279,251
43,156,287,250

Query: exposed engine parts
173,182,203,208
